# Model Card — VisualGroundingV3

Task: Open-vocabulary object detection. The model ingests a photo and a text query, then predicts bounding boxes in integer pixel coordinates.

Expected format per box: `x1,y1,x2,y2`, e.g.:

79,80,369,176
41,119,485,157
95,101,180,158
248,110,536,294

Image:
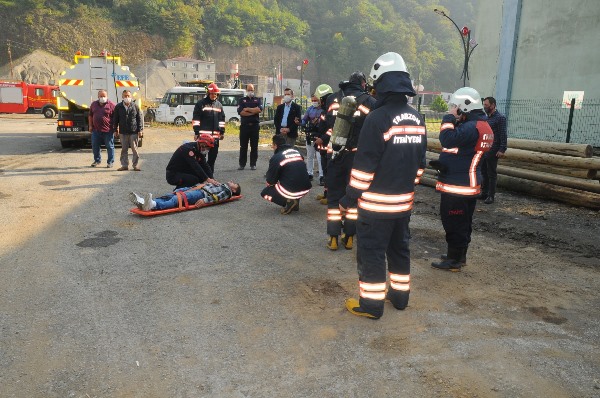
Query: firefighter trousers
260,185,289,207
356,215,412,316
326,152,357,236
208,140,219,173
440,193,477,249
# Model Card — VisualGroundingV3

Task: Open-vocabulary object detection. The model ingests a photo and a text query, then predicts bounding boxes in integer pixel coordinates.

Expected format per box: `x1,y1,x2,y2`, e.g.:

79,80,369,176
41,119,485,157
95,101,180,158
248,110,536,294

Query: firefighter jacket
112,101,142,134
435,110,493,196
313,93,332,151
324,82,377,150
340,93,427,219
192,96,225,139
166,141,213,181
266,144,312,198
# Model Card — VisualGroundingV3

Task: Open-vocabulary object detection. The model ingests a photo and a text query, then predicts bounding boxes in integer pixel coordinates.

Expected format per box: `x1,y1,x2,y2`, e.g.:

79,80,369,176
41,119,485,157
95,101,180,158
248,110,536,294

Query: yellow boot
319,198,328,205
345,298,380,319
341,234,353,250
327,235,338,251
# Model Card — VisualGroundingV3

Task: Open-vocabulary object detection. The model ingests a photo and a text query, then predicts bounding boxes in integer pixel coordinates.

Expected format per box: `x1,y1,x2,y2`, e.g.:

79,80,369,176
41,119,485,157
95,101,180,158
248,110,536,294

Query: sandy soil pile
0,49,70,85
131,59,178,102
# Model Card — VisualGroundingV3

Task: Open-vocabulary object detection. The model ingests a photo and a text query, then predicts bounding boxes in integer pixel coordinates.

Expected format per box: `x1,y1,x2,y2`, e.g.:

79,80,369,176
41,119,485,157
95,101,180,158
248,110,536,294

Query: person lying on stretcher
129,181,241,211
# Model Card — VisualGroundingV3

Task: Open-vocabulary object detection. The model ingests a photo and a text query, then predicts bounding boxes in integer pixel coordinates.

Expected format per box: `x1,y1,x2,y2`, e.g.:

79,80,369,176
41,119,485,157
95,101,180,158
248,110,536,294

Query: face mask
99,97,107,104
283,95,292,103
247,91,254,98
311,102,319,107
123,97,132,104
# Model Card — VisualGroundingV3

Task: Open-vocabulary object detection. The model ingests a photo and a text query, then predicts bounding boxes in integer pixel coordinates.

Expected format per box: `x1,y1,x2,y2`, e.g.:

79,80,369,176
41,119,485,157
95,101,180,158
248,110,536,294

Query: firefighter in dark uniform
324,72,377,251
340,52,427,319
166,133,218,189
430,87,493,272
261,134,312,215
192,83,225,173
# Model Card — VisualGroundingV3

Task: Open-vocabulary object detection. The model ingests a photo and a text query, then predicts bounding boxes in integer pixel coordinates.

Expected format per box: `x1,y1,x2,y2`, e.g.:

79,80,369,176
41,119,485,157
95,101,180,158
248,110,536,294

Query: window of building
193,74,198,79
206,64,211,70
172,73,176,78
171,62,177,67
183,73,188,79
183,63,188,68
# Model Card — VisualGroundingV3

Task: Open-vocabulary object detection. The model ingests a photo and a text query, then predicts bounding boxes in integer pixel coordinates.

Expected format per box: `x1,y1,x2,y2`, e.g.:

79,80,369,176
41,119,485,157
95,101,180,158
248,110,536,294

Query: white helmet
448,87,483,113
369,52,408,82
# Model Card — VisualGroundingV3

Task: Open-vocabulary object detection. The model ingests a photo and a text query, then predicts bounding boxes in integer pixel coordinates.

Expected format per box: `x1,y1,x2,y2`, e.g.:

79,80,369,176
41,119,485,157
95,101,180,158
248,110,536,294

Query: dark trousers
481,151,499,197
166,171,202,190
357,215,411,316
239,123,260,167
319,150,329,178
326,152,355,236
260,185,287,207
208,140,219,173
440,193,477,249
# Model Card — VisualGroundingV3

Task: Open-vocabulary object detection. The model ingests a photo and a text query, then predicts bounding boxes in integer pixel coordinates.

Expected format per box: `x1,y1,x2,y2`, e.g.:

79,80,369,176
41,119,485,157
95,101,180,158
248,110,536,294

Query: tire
174,116,186,126
43,107,56,118
228,117,240,127
60,139,73,148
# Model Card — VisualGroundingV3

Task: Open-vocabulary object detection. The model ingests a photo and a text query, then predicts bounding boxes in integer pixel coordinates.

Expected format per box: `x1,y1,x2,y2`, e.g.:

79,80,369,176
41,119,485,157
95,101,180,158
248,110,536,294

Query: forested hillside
0,0,475,91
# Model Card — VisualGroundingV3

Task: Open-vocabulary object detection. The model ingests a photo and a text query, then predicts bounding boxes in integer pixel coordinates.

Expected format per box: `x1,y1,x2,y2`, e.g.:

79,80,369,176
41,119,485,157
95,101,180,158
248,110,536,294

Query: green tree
431,95,448,112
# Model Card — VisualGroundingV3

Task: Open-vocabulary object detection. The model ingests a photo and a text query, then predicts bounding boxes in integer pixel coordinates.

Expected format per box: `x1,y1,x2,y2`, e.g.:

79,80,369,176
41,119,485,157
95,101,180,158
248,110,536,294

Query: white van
155,86,246,126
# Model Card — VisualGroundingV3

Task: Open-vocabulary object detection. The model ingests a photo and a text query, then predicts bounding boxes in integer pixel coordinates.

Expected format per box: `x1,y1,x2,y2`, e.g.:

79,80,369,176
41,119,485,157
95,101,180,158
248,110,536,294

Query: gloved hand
429,160,447,173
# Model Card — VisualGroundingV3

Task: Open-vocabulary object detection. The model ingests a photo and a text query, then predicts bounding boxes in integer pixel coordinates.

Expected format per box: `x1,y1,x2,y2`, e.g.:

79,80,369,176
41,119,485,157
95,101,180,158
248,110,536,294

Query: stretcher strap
175,191,190,209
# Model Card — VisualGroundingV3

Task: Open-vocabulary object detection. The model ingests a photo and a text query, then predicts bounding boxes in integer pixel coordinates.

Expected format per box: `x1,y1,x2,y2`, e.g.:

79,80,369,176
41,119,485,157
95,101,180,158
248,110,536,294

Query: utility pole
7,40,14,80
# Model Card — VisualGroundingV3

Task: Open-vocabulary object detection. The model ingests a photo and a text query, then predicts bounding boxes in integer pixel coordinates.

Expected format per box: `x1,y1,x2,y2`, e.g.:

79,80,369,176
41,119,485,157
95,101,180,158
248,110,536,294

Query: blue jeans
154,188,206,210
92,130,115,164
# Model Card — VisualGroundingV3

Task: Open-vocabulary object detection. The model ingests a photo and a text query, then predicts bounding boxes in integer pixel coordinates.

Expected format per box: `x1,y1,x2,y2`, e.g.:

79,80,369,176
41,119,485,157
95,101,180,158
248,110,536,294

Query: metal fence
497,99,600,147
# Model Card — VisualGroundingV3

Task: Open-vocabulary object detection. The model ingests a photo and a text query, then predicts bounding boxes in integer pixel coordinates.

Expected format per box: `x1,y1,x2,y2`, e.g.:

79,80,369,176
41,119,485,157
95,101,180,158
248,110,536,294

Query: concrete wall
471,0,600,100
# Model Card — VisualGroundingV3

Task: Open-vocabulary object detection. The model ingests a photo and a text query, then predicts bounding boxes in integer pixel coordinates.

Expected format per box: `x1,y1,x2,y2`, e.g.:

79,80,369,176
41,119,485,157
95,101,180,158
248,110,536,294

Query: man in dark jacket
237,83,263,170
112,90,143,171
340,52,427,319
192,83,225,173
481,96,507,204
431,87,493,272
166,133,218,189
274,88,302,146
261,134,312,214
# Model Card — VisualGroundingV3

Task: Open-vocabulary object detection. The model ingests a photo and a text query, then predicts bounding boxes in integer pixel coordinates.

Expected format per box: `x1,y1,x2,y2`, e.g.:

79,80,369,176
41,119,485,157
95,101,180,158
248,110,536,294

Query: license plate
61,127,82,132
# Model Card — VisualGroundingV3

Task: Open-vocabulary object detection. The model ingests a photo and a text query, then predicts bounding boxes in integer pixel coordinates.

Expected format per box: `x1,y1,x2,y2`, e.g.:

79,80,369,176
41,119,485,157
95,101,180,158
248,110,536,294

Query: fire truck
0,81,59,118
56,52,142,148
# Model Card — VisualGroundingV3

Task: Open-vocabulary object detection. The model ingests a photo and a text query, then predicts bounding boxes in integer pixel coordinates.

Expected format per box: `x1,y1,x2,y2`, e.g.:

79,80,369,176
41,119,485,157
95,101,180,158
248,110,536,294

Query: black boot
440,246,467,266
432,247,463,271
387,290,410,310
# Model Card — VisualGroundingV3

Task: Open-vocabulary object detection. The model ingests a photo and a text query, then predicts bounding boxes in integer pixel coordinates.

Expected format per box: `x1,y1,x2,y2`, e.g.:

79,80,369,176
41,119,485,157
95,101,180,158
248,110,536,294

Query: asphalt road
0,115,599,397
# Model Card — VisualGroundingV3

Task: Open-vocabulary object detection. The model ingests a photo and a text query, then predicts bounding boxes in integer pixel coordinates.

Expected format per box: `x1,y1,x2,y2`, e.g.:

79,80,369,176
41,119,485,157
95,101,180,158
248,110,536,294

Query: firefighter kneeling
261,135,312,214
340,52,427,319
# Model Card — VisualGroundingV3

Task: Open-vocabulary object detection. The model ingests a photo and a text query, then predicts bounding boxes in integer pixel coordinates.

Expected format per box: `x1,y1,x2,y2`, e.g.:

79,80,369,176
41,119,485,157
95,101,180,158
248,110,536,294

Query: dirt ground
0,115,599,398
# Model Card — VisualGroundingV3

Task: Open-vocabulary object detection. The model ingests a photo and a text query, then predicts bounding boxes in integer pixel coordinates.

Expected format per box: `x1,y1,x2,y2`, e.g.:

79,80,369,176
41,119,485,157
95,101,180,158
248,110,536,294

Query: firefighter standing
324,72,377,251
430,87,493,272
192,83,225,173
311,84,334,188
340,52,427,319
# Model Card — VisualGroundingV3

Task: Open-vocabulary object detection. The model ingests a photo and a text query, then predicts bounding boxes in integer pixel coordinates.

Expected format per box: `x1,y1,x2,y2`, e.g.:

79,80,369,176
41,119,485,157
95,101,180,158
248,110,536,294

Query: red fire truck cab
0,81,59,118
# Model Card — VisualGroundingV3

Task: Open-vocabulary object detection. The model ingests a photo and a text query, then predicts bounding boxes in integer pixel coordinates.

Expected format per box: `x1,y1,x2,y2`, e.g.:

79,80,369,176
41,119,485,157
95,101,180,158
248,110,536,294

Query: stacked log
425,132,600,210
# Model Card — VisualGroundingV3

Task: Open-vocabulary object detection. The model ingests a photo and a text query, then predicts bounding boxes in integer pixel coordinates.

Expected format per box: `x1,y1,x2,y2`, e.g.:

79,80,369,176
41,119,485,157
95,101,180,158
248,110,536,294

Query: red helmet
196,133,215,148
207,83,220,94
